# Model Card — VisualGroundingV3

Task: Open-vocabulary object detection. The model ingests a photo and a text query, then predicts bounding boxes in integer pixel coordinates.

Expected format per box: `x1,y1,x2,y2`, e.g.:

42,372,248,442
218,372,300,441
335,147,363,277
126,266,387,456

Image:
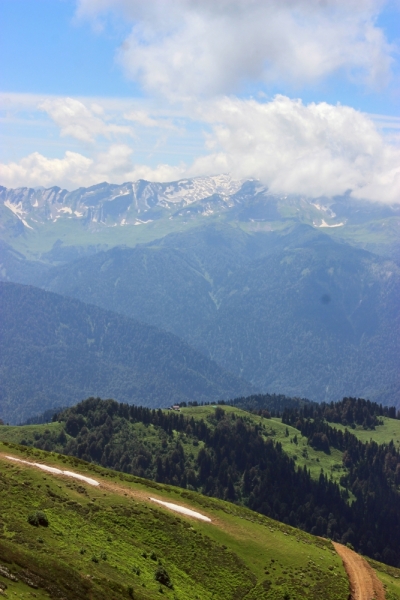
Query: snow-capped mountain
0,175,249,230
1,176,399,259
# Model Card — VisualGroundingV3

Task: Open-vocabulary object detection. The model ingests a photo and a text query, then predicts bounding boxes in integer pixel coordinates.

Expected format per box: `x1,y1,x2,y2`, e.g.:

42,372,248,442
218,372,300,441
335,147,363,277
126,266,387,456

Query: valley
0,281,253,424
1,216,399,407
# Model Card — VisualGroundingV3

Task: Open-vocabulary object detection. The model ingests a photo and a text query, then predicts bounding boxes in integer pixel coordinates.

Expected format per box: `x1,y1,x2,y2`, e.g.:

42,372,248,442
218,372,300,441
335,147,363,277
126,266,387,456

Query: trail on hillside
333,542,385,600
0,451,388,599
0,453,213,523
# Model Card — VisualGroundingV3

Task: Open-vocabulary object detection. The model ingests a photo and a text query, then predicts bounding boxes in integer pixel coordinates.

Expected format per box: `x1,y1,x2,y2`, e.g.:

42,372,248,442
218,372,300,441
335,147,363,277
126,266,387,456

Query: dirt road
333,542,385,600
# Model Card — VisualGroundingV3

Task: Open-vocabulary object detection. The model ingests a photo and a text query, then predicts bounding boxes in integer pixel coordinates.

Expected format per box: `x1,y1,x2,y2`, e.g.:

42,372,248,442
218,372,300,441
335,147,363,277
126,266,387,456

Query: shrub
27,511,48,527
36,511,48,526
154,566,172,588
91,555,99,563
28,513,39,527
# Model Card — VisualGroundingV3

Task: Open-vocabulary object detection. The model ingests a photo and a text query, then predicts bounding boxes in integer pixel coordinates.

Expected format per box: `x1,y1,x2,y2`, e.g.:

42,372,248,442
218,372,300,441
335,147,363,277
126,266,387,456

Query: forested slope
0,282,253,423
39,224,400,404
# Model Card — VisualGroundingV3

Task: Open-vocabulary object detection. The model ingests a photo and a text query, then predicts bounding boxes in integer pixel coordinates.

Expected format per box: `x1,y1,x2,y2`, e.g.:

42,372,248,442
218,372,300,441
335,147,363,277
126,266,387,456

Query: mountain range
1,176,399,259
0,176,399,414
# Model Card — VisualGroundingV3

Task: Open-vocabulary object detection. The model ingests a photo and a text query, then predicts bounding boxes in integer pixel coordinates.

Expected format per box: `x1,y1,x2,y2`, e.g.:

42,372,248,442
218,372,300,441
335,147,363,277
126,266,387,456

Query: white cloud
76,0,395,99
0,144,184,190
1,94,399,203
39,97,133,143
188,95,400,203
0,151,94,189
123,109,176,130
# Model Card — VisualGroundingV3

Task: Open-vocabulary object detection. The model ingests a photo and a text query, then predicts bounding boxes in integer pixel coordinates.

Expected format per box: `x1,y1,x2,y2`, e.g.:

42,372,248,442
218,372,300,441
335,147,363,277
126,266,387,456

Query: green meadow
181,406,347,486
331,417,400,448
0,440,352,600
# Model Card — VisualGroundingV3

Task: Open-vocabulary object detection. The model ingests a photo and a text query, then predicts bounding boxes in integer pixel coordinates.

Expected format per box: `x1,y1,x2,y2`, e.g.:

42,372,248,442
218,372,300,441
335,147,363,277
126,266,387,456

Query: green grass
181,405,400,486
331,417,400,449
366,557,400,600
0,440,350,600
0,422,63,445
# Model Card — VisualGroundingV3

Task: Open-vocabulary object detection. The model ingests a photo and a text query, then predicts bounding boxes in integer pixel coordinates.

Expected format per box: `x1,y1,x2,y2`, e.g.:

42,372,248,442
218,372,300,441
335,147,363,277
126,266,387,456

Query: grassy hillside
7,404,398,491
183,404,400,482
0,408,345,488
3,396,400,569
181,405,347,487
0,441,352,600
331,418,400,448
0,282,253,424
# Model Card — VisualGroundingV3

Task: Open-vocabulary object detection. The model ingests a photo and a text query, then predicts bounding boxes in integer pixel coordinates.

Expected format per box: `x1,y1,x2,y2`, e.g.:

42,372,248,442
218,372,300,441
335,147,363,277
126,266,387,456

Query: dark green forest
22,396,400,568
0,282,253,424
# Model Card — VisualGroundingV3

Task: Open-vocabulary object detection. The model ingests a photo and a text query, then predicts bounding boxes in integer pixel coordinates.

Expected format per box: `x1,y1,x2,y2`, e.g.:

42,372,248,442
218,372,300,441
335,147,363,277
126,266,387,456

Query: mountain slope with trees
38,223,400,405
5,396,400,568
0,282,253,424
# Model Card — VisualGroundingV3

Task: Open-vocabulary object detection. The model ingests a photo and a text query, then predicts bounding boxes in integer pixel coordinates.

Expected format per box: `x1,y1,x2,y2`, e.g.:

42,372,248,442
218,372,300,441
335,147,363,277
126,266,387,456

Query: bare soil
333,542,385,600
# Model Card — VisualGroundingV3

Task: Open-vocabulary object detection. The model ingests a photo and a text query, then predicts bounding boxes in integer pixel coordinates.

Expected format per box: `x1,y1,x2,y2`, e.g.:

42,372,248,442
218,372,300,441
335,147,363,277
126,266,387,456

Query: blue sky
1,0,399,202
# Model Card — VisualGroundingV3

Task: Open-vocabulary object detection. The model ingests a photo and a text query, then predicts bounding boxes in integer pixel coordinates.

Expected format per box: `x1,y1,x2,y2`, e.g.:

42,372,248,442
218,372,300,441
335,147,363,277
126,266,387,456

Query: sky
1,0,400,202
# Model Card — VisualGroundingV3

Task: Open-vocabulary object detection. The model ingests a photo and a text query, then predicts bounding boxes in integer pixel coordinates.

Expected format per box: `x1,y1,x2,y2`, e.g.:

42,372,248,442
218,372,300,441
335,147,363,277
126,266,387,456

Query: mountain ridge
1,176,399,259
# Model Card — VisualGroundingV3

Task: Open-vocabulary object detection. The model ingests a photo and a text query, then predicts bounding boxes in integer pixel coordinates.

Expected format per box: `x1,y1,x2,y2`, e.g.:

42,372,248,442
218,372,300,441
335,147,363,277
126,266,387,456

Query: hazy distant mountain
1,176,399,259
0,282,254,423
39,223,400,406
1,177,399,408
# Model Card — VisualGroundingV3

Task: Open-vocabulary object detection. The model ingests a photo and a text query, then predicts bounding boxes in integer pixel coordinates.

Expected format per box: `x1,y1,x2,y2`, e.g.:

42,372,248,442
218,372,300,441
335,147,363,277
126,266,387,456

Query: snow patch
149,497,211,522
4,200,33,229
135,218,153,225
21,218,33,230
5,456,100,486
4,200,24,216
316,219,344,228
